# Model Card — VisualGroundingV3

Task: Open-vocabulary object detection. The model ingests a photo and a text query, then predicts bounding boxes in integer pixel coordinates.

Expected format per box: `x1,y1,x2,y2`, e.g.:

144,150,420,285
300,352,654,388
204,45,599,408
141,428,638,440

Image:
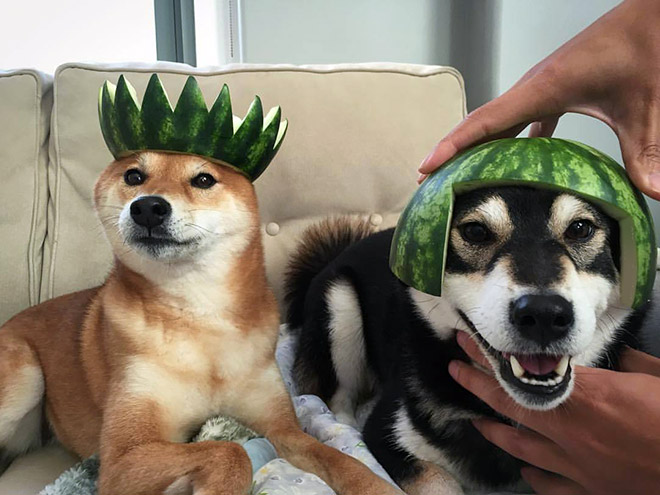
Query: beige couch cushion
44,62,465,313
0,445,78,495
0,70,52,325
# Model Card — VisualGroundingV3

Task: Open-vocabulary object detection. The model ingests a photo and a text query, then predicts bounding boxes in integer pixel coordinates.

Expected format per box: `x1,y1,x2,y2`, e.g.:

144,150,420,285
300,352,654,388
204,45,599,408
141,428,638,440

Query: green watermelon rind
173,77,208,153
198,84,234,156
216,96,264,169
98,82,122,158
243,106,282,181
390,137,656,309
141,74,175,151
114,75,145,151
97,74,287,182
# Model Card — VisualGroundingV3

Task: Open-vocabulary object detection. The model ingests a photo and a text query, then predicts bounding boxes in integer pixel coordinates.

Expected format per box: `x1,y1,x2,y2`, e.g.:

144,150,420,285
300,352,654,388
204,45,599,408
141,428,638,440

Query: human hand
418,0,660,200
449,331,660,495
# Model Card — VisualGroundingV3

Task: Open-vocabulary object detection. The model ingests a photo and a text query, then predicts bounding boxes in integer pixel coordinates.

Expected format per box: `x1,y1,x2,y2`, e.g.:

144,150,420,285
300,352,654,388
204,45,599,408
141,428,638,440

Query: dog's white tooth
510,355,525,379
555,356,570,378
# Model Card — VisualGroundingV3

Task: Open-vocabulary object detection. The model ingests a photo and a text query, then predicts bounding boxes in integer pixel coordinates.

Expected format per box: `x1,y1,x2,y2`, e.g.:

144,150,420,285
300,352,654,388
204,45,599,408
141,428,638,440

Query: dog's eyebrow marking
549,194,597,237
193,160,212,173
459,195,513,238
136,153,150,168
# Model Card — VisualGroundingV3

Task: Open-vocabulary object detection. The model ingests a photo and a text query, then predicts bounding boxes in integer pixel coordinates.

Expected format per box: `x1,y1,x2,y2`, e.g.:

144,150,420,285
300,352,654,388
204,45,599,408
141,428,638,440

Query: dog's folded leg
241,368,403,495
0,333,45,473
261,413,402,495
98,397,252,495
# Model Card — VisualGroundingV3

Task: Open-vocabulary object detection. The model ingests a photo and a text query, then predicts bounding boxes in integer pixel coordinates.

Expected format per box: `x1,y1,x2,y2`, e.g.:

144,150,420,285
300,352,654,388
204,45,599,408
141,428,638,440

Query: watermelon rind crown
389,137,656,309
98,74,288,182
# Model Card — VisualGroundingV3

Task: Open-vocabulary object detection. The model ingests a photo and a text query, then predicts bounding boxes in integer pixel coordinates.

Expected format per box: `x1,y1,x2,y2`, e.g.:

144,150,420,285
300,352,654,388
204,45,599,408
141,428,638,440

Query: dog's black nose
130,196,171,228
510,294,574,346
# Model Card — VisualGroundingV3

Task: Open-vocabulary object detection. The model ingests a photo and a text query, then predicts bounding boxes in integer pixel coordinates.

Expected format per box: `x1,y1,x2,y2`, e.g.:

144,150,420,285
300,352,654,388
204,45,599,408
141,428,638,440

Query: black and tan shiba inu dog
285,186,654,494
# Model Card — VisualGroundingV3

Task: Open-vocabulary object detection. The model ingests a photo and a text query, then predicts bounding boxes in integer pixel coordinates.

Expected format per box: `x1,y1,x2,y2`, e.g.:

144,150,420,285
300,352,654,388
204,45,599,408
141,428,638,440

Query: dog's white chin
128,240,204,261
474,338,578,411
497,372,575,411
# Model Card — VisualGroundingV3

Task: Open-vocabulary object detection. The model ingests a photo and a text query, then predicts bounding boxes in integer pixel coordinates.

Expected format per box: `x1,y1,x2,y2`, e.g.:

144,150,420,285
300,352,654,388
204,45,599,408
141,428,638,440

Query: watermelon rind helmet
389,137,656,309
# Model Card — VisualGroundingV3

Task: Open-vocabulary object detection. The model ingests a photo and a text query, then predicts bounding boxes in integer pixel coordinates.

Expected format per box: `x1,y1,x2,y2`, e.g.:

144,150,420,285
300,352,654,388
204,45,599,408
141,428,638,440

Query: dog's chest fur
109,300,277,441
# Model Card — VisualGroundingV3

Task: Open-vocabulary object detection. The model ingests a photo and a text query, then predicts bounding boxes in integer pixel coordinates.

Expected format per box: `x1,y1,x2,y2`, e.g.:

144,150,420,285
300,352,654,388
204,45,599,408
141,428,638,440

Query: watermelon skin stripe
197,84,233,157
97,74,287,182
173,77,208,153
217,96,264,171
115,75,145,151
390,137,656,309
141,74,175,151
98,83,122,158
244,107,282,181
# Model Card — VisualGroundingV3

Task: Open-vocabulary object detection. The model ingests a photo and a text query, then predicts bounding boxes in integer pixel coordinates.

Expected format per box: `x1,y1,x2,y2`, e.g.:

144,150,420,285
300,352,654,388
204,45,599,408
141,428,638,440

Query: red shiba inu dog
0,151,400,495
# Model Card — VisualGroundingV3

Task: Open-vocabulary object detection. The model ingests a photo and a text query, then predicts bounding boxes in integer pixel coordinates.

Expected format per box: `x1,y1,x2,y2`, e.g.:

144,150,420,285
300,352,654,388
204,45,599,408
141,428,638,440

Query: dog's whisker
97,204,124,211
185,223,218,236
425,301,442,320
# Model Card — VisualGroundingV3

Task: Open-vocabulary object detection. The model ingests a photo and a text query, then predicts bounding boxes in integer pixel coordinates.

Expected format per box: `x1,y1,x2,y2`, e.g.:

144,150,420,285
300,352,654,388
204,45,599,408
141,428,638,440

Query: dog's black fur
285,187,651,491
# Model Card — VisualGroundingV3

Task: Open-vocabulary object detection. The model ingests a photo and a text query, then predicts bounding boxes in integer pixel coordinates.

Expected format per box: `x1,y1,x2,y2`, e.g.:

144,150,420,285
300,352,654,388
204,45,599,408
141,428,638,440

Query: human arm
419,0,660,200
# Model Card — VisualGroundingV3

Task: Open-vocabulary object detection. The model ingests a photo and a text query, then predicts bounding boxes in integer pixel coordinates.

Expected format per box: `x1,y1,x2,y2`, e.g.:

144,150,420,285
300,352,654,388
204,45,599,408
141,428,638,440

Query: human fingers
472,419,574,478
417,120,525,184
618,129,660,201
417,120,526,183
618,347,660,378
521,467,587,495
455,331,492,370
447,360,556,435
418,79,561,175
528,115,561,138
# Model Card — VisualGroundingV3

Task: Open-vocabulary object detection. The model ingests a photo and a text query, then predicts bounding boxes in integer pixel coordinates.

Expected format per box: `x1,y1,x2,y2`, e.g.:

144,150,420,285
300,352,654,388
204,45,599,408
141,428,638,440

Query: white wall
240,0,451,65
238,1,660,229
495,0,621,161
237,0,622,161
0,0,157,74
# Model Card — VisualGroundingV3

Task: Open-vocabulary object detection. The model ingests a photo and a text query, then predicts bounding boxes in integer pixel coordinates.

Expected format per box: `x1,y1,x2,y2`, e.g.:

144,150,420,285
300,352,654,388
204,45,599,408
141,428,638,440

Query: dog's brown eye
565,220,595,241
191,173,217,189
460,222,492,244
124,169,145,186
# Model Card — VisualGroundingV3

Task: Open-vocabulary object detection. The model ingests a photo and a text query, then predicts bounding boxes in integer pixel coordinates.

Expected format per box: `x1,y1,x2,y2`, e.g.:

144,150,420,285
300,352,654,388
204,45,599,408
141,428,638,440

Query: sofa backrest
1,62,466,323
0,70,52,325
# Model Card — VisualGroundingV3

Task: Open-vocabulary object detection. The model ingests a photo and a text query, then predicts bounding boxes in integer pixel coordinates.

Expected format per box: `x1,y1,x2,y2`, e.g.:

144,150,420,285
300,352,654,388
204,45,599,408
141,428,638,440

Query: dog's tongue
515,354,561,376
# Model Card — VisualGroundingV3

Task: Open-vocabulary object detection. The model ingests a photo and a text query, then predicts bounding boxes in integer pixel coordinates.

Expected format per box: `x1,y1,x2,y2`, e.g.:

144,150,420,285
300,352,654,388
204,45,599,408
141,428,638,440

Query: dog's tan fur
0,152,399,495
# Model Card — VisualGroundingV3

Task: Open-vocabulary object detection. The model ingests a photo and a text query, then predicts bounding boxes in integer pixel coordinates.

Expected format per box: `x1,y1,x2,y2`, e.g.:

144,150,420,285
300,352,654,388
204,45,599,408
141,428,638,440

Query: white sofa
0,62,466,494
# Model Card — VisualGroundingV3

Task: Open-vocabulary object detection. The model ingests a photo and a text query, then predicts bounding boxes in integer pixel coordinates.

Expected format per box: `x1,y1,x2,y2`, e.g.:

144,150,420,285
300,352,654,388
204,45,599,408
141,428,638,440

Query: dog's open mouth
458,311,574,402
496,351,572,396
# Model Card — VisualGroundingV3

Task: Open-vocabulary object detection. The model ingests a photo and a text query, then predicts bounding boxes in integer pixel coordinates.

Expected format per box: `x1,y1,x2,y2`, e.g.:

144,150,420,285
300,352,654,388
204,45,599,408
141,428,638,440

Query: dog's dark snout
510,294,574,346
130,196,171,228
